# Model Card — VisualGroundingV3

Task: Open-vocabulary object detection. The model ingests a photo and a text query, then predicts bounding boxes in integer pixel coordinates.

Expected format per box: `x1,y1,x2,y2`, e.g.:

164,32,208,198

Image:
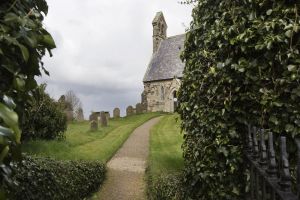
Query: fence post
279,137,292,192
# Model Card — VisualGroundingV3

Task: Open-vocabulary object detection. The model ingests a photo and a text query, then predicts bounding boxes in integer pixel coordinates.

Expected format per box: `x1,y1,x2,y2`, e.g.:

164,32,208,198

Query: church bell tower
152,12,167,53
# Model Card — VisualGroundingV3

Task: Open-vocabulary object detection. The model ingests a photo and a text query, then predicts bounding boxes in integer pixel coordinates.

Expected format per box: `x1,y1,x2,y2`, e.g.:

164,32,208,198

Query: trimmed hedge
6,155,106,200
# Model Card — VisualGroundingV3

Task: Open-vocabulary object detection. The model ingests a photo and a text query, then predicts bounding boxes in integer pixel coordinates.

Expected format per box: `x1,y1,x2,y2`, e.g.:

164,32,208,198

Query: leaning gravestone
126,106,134,116
136,103,143,114
113,108,120,118
90,120,98,131
100,111,108,127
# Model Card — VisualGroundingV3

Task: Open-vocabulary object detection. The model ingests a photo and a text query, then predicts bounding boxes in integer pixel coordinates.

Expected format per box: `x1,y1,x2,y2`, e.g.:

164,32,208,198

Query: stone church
142,12,185,112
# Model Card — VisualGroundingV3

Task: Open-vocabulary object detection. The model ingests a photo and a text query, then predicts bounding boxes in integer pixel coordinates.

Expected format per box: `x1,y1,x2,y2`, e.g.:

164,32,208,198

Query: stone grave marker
90,120,98,131
136,103,143,114
105,112,110,121
113,108,120,118
126,106,134,116
100,111,108,127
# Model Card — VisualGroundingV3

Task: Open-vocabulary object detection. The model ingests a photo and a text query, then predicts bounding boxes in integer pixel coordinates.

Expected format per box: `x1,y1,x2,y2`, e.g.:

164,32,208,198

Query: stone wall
142,78,181,112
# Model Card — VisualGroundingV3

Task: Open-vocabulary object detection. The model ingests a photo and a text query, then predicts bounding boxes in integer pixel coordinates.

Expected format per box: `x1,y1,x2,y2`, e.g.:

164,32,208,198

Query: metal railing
246,125,300,200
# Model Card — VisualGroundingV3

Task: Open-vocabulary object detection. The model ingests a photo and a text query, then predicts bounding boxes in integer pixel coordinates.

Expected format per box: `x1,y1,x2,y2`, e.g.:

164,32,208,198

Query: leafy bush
148,173,183,200
21,84,67,141
6,155,106,200
179,0,300,199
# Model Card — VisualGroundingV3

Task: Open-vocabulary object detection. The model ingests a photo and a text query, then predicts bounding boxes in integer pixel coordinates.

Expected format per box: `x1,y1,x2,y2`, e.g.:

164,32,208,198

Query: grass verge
22,112,162,162
147,114,184,199
148,114,184,178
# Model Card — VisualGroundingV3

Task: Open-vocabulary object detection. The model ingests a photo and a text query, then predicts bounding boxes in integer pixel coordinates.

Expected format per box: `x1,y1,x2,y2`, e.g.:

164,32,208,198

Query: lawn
148,114,184,179
22,112,162,163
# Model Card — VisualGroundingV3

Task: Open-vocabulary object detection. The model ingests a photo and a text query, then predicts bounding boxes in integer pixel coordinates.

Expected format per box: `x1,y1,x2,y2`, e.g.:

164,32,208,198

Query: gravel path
96,117,162,200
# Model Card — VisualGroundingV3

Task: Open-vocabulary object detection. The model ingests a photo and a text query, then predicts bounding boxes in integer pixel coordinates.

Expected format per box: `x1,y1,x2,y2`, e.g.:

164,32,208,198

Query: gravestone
100,111,108,127
90,120,98,131
77,108,84,121
126,106,134,116
105,112,110,120
113,108,120,118
89,112,100,121
136,103,143,114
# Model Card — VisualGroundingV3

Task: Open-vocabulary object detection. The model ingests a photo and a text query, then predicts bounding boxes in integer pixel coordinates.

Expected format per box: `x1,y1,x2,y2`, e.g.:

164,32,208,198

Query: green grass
22,112,162,163
148,114,184,179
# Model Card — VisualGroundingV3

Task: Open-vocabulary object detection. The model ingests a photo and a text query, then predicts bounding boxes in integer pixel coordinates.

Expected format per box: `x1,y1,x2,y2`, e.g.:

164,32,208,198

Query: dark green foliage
148,174,183,200
179,0,300,199
21,84,67,141
6,155,106,200
0,0,55,192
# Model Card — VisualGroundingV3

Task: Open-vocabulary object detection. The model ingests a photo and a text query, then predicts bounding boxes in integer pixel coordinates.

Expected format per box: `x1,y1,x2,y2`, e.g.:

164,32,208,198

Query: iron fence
246,125,300,200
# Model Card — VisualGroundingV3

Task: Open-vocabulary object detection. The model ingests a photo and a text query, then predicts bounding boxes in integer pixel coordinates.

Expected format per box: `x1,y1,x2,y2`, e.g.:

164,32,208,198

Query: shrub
6,155,106,200
21,84,67,141
148,173,183,200
179,0,300,199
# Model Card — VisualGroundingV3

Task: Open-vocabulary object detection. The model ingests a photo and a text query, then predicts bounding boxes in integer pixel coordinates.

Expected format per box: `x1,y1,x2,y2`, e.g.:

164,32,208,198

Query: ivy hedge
179,0,300,199
0,0,55,194
5,155,106,200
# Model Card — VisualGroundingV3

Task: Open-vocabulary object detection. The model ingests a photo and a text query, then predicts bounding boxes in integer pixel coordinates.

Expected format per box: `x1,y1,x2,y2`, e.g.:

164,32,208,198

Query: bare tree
65,90,81,112
64,90,85,121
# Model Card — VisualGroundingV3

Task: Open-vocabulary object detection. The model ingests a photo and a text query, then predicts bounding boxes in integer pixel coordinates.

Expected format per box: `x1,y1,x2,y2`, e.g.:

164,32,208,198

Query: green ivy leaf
266,9,272,15
42,34,56,48
287,65,296,72
0,103,20,142
18,44,29,62
285,124,294,133
285,30,293,38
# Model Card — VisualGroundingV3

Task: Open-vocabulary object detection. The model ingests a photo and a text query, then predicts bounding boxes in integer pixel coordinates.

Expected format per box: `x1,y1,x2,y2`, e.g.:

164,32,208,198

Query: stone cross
90,120,98,131
126,106,134,116
100,111,108,127
113,108,120,118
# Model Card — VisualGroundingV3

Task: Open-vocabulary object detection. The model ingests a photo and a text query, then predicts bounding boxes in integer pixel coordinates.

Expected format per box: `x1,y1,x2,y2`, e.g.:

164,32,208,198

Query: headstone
113,108,120,118
76,108,84,121
89,112,100,121
90,120,98,131
136,103,143,114
105,112,110,120
126,106,134,116
100,111,108,127
89,113,97,121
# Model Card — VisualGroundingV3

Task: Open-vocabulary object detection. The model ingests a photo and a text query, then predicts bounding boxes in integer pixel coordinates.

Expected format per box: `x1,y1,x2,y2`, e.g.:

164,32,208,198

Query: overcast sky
40,0,193,118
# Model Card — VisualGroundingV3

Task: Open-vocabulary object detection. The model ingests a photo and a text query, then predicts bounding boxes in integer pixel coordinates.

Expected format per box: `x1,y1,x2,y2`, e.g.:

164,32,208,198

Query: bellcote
152,12,167,53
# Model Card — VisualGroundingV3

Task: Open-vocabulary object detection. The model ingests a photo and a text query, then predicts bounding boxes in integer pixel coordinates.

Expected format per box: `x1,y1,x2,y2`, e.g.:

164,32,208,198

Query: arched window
161,86,164,100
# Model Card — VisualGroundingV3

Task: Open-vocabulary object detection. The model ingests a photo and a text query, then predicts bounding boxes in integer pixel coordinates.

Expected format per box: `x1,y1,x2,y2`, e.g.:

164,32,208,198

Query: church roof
143,34,185,82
